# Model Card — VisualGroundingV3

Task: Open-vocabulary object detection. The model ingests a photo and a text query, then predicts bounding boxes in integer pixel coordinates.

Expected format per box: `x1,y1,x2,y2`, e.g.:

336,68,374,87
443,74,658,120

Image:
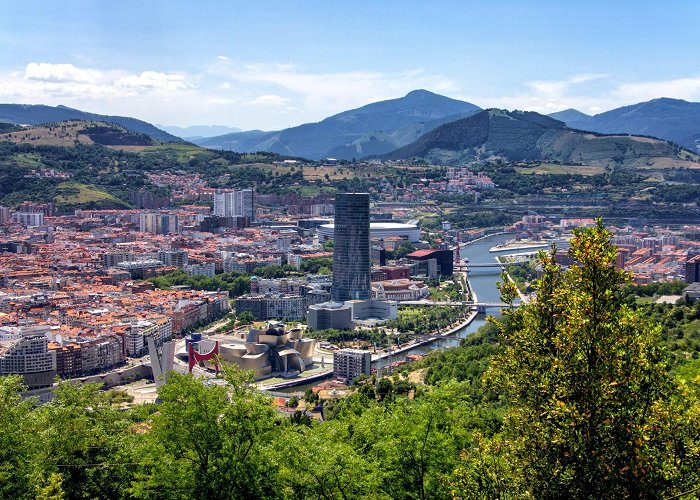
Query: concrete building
235,293,306,320
345,299,398,323
124,318,173,357
333,348,371,383
157,250,188,267
332,193,371,301
184,262,216,277
307,301,353,330
79,335,125,374
0,206,11,224
0,326,56,389
685,255,700,283
139,213,179,235
683,282,700,303
372,279,429,301
116,259,164,279
12,211,45,227
213,189,254,221
319,221,420,243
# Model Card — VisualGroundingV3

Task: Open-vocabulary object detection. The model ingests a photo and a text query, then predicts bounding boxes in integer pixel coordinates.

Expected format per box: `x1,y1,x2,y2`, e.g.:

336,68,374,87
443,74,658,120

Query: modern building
332,193,371,301
235,293,306,320
0,326,56,389
139,213,179,235
219,322,316,379
685,255,700,284
333,348,371,383
405,249,454,277
345,299,398,323
319,222,420,243
307,301,353,330
213,189,254,221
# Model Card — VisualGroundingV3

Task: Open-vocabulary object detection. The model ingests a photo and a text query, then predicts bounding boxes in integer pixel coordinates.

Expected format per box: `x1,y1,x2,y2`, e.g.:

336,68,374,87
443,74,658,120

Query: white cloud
210,61,459,118
209,97,237,105
612,76,700,103
217,55,229,61
219,82,231,89
475,73,700,116
248,94,289,106
116,71,190,91
25,62,102,83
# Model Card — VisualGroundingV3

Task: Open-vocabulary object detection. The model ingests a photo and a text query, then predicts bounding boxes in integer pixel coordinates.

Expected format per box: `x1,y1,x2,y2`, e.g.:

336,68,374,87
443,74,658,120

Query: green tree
238,310,255,324
459,221,700,498
0,376,34,500
29,380,137,500
130,366,282,499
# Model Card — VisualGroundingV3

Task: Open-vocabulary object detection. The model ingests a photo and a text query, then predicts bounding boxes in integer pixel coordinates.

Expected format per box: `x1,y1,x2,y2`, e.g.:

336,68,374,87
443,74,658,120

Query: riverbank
489,241,549,253
372,309,479,365
462,231,509,247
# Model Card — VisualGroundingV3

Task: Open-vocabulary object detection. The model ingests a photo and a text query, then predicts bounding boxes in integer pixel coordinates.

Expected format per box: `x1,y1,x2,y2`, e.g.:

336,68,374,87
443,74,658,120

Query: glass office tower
332,193,371,301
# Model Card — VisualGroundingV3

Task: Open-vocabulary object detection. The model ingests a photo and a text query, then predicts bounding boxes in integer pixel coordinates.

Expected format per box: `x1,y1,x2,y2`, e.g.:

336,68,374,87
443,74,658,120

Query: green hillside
385,109,700,169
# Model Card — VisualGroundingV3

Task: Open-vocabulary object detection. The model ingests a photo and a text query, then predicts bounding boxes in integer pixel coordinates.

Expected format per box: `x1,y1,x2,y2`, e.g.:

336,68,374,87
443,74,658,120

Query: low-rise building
307,302,353,330
333,348,371,383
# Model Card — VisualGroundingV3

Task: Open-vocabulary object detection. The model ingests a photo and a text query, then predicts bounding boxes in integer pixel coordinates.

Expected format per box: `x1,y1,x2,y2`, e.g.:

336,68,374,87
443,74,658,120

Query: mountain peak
405,89,437,98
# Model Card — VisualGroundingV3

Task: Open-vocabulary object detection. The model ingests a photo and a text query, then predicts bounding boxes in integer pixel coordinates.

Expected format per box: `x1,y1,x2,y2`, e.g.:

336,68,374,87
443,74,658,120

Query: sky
1,1,700,131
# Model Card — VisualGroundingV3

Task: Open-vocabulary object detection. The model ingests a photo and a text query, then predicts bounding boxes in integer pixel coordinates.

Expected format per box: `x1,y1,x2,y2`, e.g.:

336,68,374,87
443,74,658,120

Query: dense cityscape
2,2,700,498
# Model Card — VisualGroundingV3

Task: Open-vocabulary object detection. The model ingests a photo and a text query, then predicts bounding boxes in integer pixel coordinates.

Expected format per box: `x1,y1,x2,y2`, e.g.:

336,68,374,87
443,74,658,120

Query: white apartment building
213,189,254,221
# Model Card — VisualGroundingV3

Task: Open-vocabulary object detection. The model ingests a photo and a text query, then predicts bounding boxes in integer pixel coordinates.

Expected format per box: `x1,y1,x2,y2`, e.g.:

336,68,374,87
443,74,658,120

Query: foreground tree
454,221,700,498
130,366,282,499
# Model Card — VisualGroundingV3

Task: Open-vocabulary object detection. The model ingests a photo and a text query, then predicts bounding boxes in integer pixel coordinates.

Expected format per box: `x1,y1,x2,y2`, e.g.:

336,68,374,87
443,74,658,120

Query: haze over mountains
2,93,700,164
193,90,482,160
156,124,242,140
193,93,700,161
549,98,700,151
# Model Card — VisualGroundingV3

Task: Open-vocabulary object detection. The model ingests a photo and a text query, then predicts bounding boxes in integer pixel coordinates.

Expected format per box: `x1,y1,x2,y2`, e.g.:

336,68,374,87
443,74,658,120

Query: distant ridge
0,104,182,143
549,98,700,151
157,124,242,140
384,108,698,168
194,89,482,160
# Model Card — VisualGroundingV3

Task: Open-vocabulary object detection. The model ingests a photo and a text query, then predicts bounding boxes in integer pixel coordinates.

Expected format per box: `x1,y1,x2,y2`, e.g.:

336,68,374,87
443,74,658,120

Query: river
275,233,539,393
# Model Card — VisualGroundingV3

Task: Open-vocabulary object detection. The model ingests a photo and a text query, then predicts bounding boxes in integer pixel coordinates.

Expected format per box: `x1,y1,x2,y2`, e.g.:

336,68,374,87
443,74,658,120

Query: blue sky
1,1,699,130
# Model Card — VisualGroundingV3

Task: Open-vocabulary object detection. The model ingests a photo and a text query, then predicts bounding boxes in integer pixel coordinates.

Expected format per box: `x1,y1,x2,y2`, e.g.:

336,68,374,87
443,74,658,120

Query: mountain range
384,108,698,168
193,90,482,160
549,98,700,151
156,124,241,140
0,104,182,143
2,94,700,164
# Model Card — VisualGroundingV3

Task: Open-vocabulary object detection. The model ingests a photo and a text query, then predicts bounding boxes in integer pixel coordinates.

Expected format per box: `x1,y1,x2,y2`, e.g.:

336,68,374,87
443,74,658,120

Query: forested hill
0,120,156,148
0,103,182,143
383,108,700,168
0,139,300,212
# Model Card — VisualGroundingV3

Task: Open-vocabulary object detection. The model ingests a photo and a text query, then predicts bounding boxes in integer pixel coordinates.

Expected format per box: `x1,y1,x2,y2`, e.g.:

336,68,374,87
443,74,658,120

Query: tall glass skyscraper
332,193,371,301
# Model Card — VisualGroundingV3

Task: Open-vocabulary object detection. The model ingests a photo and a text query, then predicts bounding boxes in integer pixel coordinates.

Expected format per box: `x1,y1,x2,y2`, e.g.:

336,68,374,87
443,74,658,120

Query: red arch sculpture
188,340,220,373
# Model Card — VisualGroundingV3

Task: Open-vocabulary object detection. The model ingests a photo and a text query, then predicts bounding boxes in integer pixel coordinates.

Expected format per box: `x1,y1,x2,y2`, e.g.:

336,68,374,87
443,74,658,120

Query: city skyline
1,1,700,129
